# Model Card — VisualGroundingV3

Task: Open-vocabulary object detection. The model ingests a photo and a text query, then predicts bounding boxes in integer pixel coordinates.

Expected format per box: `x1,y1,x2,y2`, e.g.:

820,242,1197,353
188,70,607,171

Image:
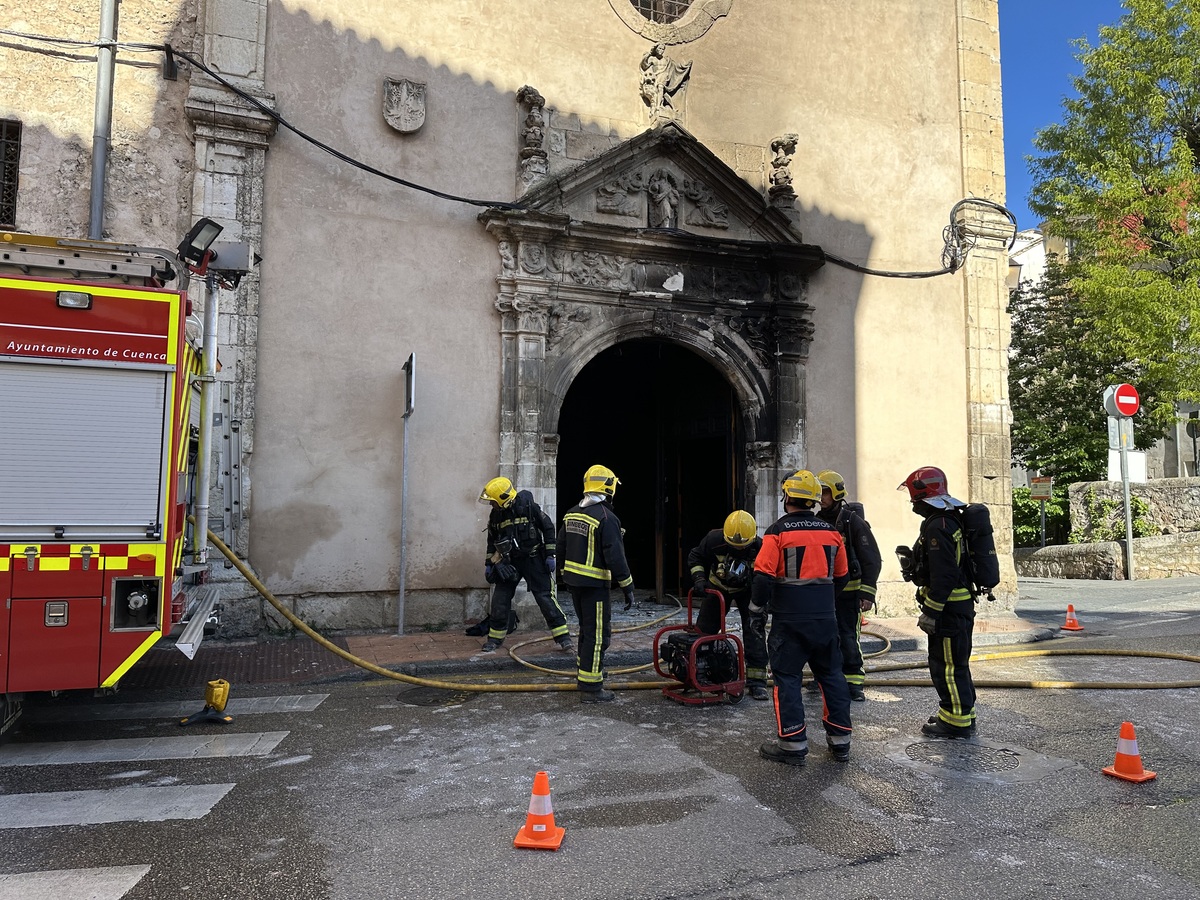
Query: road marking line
0,732,289,767
0,783,235,829
29,694,328,723
0,864,150,899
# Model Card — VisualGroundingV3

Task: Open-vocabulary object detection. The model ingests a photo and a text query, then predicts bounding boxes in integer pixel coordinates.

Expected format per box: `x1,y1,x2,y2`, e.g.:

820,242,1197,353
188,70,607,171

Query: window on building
0,119,20,229
628,0,693,24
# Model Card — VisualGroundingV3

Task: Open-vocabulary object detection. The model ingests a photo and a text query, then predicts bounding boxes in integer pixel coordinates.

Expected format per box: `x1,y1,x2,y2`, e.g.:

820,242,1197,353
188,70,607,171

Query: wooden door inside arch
555,339,743,600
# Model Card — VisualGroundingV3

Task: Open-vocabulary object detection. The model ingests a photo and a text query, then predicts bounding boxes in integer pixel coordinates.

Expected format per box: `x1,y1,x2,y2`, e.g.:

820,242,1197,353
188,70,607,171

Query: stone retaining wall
1015,531,1200,580
1069,477,1200,538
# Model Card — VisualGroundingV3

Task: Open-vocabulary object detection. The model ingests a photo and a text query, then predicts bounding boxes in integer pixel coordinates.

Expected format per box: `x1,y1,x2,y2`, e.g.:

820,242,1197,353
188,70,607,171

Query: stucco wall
249,0,1008,626
1,1,199,243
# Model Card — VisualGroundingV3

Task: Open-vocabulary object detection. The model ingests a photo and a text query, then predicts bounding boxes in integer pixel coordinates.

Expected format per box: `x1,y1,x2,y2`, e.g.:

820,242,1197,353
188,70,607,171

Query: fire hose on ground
205,527,1200,694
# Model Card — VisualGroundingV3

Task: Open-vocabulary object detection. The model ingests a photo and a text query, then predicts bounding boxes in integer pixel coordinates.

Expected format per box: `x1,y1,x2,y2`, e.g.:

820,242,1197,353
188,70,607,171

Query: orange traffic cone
1061,604,1084,632
861,615,869,626
513,771,565,850
1102,721,1156,783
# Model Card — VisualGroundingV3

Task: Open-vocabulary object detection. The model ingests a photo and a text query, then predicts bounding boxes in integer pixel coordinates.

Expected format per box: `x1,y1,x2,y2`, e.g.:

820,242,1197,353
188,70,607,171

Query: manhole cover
905,740,1021,774
398,687,474,707
885,735,1076,784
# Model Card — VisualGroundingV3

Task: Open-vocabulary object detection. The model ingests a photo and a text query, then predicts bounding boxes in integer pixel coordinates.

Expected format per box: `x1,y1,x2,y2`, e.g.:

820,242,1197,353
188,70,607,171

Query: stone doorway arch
479,122,825,595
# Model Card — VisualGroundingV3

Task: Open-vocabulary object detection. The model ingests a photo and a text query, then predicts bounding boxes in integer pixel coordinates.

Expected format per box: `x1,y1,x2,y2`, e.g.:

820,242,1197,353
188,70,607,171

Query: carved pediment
517,121,803,244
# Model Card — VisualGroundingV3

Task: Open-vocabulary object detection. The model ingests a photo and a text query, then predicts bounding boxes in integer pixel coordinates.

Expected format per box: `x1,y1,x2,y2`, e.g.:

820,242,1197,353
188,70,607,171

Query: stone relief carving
714,267,769,301
683,177,729,229
609,0,733,44
498,241,517,275
516,86,549,187
519,241,548,274
768,133,799,208
647,168,681,228
547,303,595,351
383,77,426,133
548,248,634,288
775,315,816,357
749,441,777,467
650,308,674,336
595,171,646,217
512,293,552,333
777,270,804,300
639,43,692,122
725,314,772,367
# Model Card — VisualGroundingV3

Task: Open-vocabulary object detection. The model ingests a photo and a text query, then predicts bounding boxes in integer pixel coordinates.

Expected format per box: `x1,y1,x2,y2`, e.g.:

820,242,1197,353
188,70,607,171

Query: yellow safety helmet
781,470,821,505
478,476,517,507
583,464,620,498
816,469,847,502
722,510,757,547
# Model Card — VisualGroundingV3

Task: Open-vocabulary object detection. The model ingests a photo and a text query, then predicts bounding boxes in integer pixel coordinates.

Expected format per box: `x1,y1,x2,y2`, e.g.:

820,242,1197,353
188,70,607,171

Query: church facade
3,0,1015,631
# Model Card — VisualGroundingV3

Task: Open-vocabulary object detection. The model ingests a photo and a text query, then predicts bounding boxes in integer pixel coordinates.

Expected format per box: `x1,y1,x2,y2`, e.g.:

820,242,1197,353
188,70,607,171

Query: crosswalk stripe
28,694,328,723
0,783,236,829
0,731,289,767
0,864,150,900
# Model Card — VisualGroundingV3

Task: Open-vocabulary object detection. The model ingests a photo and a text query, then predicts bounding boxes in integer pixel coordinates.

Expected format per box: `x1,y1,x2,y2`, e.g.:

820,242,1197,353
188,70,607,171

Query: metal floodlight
56,290,93,309
177,217,224,269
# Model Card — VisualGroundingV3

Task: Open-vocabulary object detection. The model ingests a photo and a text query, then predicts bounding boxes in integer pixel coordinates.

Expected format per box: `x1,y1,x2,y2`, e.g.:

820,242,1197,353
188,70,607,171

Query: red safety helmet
898,466,964,509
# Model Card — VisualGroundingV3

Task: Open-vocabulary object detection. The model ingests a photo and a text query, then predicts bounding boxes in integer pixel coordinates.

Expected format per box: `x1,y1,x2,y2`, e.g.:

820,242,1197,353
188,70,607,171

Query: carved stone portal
479,121,825,529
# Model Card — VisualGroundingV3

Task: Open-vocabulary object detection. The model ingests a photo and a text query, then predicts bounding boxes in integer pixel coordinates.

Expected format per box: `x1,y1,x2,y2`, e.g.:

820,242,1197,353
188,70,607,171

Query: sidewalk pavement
125,592,1059,690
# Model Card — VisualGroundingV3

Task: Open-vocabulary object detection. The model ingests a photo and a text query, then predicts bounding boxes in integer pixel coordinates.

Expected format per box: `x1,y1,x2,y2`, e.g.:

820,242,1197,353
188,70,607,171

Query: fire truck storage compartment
7,595,103,691
0,360,171,541
111,576,161,630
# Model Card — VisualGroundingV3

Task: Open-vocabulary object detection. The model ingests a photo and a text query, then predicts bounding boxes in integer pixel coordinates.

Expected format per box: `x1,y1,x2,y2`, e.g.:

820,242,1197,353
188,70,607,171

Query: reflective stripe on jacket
752,511,847,620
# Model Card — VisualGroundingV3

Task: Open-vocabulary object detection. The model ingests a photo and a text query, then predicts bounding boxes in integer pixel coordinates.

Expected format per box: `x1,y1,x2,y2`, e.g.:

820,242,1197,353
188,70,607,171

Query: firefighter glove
917,612,939,636
693,574,711,594
484,563,497,584
495,562,521,584
544,555,555,573
858,592,875,612
623,586,635,610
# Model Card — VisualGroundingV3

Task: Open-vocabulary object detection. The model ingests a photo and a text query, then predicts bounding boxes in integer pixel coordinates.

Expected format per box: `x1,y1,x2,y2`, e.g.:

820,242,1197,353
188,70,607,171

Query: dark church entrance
556,340,743,600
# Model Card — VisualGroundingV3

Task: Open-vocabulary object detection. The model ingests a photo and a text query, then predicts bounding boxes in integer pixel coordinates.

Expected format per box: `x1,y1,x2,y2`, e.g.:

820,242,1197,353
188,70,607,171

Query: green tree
1028,0,1200,431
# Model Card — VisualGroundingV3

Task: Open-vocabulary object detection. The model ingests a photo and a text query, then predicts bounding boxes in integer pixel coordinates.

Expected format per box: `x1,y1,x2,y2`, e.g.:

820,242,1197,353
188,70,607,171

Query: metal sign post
397,353,415,635
1187,417,1200,476
1029,476,1053,547
1103,384,1139,580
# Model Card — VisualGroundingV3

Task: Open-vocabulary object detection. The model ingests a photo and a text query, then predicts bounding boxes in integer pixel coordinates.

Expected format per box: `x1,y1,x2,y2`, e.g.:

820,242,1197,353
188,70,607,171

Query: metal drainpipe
194,272,218,564
88,0,119,240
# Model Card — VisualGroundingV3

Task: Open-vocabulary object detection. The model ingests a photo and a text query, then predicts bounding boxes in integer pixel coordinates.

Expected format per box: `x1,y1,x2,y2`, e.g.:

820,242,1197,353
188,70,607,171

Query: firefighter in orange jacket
687,510,769,700
897,466,977,738
751,470,852,766
557,465,635,703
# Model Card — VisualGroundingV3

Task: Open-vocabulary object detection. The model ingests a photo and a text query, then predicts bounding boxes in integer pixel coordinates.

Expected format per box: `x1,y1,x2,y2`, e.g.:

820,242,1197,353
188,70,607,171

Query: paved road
1,578,1198,899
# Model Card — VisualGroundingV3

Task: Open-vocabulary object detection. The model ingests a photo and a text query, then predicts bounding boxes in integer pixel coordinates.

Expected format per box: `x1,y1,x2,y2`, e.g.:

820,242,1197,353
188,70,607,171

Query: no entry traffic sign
1104,383,1140,418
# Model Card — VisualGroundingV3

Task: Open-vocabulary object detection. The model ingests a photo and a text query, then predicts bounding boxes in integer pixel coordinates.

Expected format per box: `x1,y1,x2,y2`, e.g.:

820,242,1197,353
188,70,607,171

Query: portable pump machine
653,587,746,705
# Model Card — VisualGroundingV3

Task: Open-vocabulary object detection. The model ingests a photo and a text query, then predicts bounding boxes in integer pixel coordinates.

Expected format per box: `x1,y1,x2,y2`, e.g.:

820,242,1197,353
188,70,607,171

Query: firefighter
557,465,635,703
687,510,770,701
477,477,573,654
897,466,977,738
751,470,853,766
816,470,882,702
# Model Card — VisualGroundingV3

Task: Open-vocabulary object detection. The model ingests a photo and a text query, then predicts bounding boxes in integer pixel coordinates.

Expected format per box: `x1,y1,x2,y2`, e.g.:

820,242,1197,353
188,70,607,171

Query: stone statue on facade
516,85,549,187
768,133,799,208
639,42,692,121
647,168,680,228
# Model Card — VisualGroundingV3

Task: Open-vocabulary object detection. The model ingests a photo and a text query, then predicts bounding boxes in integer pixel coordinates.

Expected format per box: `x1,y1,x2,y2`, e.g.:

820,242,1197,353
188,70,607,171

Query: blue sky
998,0,1129,231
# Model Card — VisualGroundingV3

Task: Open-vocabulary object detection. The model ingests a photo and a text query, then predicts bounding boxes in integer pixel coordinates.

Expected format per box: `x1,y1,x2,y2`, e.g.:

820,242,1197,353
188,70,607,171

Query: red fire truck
0,231,207,735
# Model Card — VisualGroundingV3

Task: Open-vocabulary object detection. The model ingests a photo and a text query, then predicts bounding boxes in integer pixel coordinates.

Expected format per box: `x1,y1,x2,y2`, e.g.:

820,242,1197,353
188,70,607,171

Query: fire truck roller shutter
0,361,171,541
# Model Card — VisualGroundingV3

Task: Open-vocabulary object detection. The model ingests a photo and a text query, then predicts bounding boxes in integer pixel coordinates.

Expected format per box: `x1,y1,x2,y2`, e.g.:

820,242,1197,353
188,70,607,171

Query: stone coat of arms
384,77,426,133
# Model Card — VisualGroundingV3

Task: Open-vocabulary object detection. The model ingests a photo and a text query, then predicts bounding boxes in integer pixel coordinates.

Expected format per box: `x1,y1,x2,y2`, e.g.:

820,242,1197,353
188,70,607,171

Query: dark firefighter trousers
696,589,768,687
834,593,866,686
487,555,569,643
928,600,977,729
568,584,612,693
767,617,852,749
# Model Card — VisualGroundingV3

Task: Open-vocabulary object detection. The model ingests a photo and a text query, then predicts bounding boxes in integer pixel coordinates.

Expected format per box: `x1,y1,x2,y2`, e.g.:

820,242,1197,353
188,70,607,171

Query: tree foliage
1009,258,1158,482
1027,0,1200,428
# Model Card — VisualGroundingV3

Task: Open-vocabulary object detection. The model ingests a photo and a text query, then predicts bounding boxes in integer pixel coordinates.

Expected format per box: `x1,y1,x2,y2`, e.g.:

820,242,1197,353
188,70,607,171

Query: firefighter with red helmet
477,477,573,654
816,470,882,702
686,510,769,700
751,470,853,766
557,465,635,703
897,466,977,738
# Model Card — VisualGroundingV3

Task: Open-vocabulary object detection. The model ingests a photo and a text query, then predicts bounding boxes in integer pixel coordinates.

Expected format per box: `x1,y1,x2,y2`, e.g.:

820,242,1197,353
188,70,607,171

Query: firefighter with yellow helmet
476,476,572,654
686,510,769,700
751,470,852,765
557,465,635,702
816,469,882,702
